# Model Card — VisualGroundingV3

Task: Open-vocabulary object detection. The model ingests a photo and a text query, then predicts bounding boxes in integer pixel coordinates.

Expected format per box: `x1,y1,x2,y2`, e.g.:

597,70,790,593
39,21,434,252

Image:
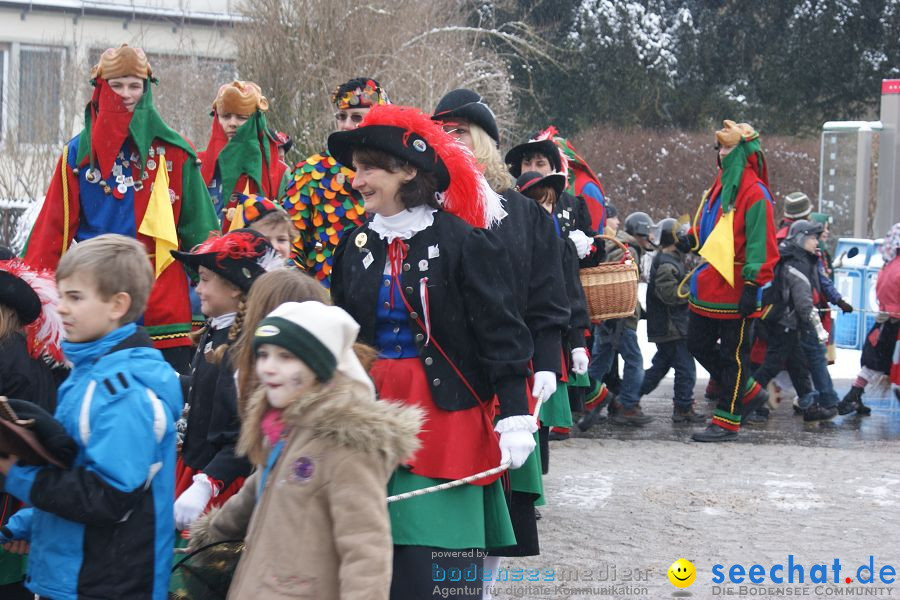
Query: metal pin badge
355,233,367,248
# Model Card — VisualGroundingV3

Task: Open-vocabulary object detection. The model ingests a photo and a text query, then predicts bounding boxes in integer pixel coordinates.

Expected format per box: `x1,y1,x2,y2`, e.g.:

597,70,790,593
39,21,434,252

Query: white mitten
568,229,593,259
174,474,215,530
571,347,589,375
531,371,557,401
495,415,538,469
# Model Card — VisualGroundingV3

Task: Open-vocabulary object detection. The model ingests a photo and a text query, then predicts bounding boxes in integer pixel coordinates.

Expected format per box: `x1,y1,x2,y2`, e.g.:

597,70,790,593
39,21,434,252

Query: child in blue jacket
0,234,181,600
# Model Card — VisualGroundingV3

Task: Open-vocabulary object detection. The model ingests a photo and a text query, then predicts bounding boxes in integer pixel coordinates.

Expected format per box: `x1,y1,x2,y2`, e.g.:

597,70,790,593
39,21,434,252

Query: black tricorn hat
328,125,451,191
515,170,567,199
431,89,500,145
505,137,562,178
0,247,42,325
0,397,78,468
171,229,274,293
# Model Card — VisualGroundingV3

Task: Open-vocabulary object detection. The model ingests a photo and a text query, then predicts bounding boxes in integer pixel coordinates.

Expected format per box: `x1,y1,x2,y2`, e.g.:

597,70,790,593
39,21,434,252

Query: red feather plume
0,259,65,367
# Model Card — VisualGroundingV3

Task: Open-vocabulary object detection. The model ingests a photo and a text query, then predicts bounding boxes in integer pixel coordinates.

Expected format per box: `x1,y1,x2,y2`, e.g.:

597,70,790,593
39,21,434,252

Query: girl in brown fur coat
189,301,421,600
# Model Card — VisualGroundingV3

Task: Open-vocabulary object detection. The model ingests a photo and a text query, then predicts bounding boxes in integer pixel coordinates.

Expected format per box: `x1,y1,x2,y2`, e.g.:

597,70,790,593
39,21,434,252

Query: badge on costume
291,456,315,483
428,244,440,259
362,252,374,270
562,209,570,219
418,259,429,272
355,233,367,248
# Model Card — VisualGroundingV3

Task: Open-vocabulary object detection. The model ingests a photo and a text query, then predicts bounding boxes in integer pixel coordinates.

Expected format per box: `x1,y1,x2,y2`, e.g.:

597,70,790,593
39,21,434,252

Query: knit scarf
717,137,767,214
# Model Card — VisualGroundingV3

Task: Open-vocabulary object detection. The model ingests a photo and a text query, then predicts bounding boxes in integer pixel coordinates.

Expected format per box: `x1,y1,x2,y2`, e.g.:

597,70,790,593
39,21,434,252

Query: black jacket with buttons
554,192,605,268
488,190,570,375
332,210,533,419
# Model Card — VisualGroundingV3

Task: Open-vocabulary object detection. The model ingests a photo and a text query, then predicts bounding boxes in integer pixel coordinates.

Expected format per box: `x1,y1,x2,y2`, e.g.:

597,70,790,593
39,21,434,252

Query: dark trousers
391,545,483,599
160,345,192,375
640,339,697,408
687,312,754,419
753,321,813,396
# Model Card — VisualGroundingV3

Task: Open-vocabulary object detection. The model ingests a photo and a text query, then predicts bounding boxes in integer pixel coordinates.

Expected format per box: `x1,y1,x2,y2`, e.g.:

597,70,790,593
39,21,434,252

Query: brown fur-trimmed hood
238,373,422,469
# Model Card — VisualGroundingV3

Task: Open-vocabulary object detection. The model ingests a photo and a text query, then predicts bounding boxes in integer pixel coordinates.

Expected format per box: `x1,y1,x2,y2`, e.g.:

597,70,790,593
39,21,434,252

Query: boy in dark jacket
753,220,836,422
639,219,703,422
0,234,181,600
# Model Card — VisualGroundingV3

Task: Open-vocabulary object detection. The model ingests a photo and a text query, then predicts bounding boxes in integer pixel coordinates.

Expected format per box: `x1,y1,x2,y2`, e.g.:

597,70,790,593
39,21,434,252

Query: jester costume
281,79,388,287
551,128,607,231
23,45,219,356
198,81,287,231
687,121,778,440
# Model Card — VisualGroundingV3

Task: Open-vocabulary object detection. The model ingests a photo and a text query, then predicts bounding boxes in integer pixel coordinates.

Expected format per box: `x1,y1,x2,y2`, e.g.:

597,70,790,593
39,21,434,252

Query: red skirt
372,358,501,485
175,456,246,510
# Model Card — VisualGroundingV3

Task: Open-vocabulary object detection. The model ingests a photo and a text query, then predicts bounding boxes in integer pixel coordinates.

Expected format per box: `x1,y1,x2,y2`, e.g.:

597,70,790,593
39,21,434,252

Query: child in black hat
0,250,66,599
170,229,278,532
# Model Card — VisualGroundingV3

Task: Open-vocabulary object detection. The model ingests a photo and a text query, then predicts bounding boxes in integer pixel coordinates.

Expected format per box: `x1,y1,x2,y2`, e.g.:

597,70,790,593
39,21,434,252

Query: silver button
383,302,390,309
393,326,400,334
424,357,433,366
410,311,418,319
403,263,411,272
405,286,413,294
415,333,424,342
432,378,441,387
383,279,390,287
395,345,402,353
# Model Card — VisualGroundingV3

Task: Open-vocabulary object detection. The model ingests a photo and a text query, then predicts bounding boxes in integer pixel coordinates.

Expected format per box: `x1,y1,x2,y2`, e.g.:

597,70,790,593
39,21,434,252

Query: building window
18,46,63,143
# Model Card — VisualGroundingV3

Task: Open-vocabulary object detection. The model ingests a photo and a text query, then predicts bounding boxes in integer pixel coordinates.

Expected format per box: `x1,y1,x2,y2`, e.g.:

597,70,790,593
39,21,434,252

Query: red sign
882,79,900,94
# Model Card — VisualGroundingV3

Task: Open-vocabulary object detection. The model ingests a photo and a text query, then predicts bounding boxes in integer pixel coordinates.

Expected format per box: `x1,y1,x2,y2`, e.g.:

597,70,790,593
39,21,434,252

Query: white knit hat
253,301,374,397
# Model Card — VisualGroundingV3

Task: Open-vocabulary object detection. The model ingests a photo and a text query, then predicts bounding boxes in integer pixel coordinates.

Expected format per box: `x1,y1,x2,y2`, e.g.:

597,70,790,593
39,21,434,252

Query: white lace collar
370,205,437,243
210,312,236,330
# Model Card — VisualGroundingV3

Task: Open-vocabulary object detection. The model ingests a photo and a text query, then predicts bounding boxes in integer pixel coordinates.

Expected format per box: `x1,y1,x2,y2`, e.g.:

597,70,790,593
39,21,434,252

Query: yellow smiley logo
667,558,696,588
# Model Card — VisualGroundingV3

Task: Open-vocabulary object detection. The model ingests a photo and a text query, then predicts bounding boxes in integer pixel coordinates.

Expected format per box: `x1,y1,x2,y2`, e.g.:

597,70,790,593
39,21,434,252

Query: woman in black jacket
329,103,535,600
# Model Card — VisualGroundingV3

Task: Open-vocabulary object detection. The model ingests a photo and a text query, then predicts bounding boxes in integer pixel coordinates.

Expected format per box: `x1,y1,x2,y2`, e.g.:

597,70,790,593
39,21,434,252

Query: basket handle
593,234,633,265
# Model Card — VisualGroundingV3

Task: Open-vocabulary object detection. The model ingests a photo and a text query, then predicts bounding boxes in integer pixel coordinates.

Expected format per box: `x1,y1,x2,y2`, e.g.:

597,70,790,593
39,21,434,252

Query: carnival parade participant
687,120,778,442
23,44,220,372
230,194,295,260
1,235,181,600
171,230,278,531
198,81,287,231
329,103,535,600
432,90,569,565
0,250,66,600
638,218,704,422
282,78,389,286
188,301,421,600
515,171,592,441
841,223,900,413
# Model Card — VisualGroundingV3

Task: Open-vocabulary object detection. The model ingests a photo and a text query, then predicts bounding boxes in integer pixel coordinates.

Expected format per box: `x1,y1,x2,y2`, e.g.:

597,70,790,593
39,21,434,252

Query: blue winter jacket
2,323,182,600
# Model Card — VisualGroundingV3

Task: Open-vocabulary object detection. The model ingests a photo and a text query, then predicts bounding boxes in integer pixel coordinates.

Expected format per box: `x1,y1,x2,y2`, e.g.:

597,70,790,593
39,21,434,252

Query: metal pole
854,126,872,238
875,80,900,237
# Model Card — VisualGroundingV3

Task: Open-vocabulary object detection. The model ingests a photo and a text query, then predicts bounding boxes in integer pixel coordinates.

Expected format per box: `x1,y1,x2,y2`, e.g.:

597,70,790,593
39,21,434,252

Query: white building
0,0,243,221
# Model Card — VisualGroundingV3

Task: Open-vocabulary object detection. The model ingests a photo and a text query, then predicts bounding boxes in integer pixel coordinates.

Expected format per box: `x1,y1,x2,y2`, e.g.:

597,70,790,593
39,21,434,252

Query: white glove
568,229,593,259
531,371,557,401
174,474,215,530
495,415,538,469
571,347,589,375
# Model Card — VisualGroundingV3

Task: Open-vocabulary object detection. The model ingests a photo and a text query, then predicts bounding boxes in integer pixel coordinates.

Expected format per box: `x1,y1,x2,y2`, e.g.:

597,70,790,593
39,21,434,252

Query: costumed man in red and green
687,120,778,442
281,78,389,287
198,80,288,231
23,44,219,373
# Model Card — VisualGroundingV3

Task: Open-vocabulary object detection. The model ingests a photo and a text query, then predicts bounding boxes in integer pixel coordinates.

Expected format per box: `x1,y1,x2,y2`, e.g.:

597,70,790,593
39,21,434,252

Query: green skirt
569,370,590,387
388,468,516,550
539,380,573,428
508,431,544,506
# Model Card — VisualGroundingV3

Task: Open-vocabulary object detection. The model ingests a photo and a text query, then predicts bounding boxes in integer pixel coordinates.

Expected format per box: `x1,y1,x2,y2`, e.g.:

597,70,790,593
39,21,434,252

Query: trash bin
833,238,874,349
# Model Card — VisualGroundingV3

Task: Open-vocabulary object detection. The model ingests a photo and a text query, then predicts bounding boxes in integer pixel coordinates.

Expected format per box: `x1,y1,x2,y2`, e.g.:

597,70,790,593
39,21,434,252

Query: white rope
386,390,545,503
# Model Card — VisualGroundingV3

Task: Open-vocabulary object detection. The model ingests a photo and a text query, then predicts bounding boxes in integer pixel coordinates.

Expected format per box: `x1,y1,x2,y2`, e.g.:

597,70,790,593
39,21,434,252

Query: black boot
837,387,864,415
803,404,838,422
691,424,738,442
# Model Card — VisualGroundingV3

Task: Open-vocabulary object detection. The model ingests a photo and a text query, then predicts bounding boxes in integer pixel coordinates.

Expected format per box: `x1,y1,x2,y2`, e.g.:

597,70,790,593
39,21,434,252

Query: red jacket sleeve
23,151,80,270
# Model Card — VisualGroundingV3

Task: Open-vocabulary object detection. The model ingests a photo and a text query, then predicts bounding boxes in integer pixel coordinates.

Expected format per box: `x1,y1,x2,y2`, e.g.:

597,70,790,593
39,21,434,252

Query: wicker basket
579,235,639,321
